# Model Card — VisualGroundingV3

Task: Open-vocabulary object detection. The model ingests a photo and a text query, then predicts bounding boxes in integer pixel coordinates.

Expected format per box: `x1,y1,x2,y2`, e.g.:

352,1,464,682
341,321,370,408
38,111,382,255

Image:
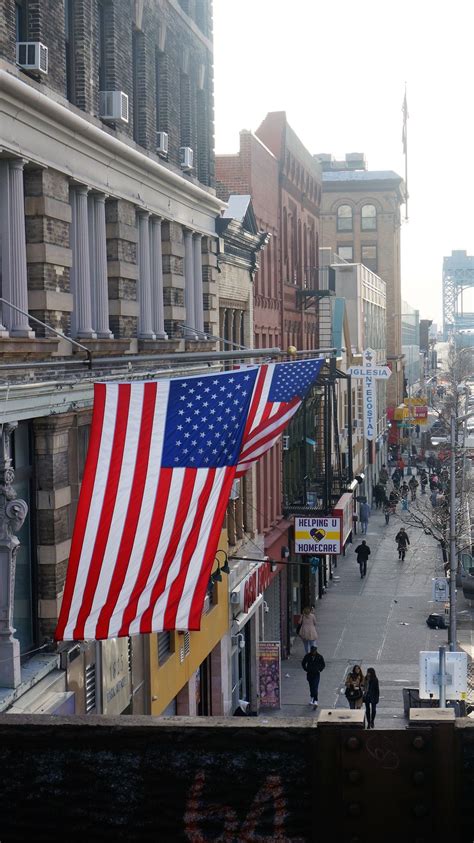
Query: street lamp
436,410,474,651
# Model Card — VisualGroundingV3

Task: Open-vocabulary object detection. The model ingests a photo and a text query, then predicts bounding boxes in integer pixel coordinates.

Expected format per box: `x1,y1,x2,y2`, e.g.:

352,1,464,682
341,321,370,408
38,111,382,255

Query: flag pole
402,83,408,221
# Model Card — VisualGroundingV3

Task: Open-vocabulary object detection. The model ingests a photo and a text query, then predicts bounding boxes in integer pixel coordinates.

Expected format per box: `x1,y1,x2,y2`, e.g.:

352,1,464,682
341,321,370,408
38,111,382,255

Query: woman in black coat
363,667,380,728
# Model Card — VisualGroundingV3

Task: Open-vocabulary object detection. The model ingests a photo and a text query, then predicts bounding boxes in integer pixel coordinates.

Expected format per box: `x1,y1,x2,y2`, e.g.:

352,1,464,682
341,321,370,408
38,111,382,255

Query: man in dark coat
355,540,371,578
302,646,325,708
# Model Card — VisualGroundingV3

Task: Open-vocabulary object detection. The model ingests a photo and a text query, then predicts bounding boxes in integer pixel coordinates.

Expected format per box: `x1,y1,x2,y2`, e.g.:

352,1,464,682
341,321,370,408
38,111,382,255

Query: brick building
317,154,406,412
0,0,227,715
216,113,322,656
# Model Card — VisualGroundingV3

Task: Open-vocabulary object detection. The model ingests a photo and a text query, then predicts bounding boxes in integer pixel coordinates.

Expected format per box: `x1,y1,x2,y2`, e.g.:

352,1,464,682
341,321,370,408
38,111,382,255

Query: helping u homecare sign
294,516,342,555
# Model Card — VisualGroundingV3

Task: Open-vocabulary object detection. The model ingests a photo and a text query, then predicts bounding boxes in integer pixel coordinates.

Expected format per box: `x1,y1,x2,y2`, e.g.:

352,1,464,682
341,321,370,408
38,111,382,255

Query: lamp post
448,412,456,651
445,409,474,651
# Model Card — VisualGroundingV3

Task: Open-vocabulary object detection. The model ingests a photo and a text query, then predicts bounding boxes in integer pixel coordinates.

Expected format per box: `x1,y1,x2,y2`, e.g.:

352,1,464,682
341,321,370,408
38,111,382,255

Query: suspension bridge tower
442,250,474,340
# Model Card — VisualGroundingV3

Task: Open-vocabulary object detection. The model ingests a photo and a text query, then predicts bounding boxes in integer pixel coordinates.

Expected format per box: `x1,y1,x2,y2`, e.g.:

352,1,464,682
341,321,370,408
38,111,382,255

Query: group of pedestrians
297,607,380,727
344,664,380,728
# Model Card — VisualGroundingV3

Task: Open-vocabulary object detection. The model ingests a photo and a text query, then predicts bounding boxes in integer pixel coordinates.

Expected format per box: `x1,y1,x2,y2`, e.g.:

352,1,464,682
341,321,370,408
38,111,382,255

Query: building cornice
0,69,224,231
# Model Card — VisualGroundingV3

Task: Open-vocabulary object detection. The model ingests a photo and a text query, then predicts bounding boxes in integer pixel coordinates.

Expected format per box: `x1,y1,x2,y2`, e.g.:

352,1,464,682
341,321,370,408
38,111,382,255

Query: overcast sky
213,0,474,327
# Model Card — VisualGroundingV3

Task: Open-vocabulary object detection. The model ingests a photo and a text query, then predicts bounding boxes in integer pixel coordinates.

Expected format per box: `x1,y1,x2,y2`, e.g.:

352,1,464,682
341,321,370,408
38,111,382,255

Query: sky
213,0,474,327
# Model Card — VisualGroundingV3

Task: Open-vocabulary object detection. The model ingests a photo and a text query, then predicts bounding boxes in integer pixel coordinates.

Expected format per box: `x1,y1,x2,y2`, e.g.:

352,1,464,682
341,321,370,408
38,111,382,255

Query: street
264,500,473,725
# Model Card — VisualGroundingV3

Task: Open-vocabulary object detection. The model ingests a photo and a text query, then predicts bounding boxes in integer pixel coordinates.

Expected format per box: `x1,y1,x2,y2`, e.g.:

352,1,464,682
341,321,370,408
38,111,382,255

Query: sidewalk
263,498,470,726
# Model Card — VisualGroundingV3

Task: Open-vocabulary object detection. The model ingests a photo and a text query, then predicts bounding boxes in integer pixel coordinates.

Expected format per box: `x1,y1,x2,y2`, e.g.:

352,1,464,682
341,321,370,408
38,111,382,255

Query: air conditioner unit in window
180,146,194,171
99,90,129,124
16,42,48,74
282,435,290,451
156,131,169,156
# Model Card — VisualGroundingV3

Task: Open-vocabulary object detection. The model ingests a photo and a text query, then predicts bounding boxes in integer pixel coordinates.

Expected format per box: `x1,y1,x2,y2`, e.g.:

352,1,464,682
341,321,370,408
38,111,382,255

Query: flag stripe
117,466,173,637
55,383,107,641
61,385,121,640
83,383,146,638
139,468,198,633
176,466,235,629
239,398,300,458
152,468,211,630
187,468,235,629
242,364,267,440
72,384,131,640
164,468,223,630
129,467,186,636
95,382,157,639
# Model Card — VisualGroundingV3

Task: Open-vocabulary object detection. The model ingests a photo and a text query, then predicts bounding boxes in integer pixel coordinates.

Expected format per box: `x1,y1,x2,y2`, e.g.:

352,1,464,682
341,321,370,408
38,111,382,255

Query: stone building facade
318,154,405,411
0,0,224,714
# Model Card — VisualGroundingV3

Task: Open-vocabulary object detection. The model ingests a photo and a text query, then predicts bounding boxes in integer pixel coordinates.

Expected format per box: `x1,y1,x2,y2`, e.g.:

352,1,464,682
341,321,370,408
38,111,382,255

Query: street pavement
263,492,474,727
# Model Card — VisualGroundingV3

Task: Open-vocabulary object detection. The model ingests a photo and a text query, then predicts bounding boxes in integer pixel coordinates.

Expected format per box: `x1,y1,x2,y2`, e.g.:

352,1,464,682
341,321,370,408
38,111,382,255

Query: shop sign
347,348,391,441
100,637,132,716
332,493,354,546
294,516,341,555
258,641,281,709
232,561,275,615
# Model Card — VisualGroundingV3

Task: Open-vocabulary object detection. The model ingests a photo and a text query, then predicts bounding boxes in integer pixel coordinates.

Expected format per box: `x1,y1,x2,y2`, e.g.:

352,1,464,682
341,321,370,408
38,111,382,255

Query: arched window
337,204,352,232
361,204,377,231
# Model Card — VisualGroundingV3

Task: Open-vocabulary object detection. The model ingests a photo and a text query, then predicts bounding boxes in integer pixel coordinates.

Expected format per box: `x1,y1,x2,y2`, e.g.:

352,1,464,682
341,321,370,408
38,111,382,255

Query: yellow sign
394,405,408,420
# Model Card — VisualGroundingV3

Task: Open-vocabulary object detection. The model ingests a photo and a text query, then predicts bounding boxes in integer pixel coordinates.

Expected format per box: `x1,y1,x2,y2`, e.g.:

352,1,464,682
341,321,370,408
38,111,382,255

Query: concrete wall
0,714,471,842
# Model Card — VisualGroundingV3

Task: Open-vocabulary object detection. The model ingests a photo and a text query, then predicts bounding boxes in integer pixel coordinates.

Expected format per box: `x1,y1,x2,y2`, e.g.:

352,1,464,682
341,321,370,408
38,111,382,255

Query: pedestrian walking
391,468,401,490
374,483,386,509
395,527,410,561
359,500,370,534
397,456,405,477
297,606,318,654
408,475,419,501
363,667,380,728
383,499,391,525
345,664,365,710
355,540,371,578
379,465,389,486
302,645,325,708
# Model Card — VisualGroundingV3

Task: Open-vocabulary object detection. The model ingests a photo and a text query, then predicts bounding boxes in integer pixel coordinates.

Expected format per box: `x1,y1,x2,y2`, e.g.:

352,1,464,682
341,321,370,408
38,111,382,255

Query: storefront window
12,421,35,653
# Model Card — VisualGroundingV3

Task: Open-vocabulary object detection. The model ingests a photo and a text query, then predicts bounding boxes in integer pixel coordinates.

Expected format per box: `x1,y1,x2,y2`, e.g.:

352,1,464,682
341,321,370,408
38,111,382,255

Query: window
98,1,107,91
132,29,146,146
337,204,353,231
65,0,75,103
361,244,377,273
361,204,377,231
337,245,353,262
15,0,27,41
157,631,171,664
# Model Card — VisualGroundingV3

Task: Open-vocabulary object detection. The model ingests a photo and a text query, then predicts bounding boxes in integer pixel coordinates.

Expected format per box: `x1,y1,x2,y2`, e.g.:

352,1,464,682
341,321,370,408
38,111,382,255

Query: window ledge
0,337,59,357
184,338,217,353
71,337,131,355
0,652,60,713
138,338,183,354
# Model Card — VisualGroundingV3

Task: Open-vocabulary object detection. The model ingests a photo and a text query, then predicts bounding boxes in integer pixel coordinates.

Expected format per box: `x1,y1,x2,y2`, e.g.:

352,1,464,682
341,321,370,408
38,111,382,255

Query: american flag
55,357,323,640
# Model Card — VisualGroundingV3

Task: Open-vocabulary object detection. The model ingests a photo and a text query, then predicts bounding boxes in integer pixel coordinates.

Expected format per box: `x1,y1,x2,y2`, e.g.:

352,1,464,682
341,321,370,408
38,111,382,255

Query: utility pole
449,412,457,652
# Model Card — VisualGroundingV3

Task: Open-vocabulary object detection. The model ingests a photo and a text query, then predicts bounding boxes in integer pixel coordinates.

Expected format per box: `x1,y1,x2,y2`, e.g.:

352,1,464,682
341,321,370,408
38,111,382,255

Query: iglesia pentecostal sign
347,348,391,441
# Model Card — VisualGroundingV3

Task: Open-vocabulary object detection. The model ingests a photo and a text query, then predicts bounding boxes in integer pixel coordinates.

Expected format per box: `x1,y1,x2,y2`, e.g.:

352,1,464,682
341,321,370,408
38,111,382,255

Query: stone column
183,228,197,338
93,194,113,338
137,210,156,340
219,307,226,351
0,423,28,689
193,233,204,335
71,186,96,339
149,217,168,339
8,160,34,337
0,162,10,335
